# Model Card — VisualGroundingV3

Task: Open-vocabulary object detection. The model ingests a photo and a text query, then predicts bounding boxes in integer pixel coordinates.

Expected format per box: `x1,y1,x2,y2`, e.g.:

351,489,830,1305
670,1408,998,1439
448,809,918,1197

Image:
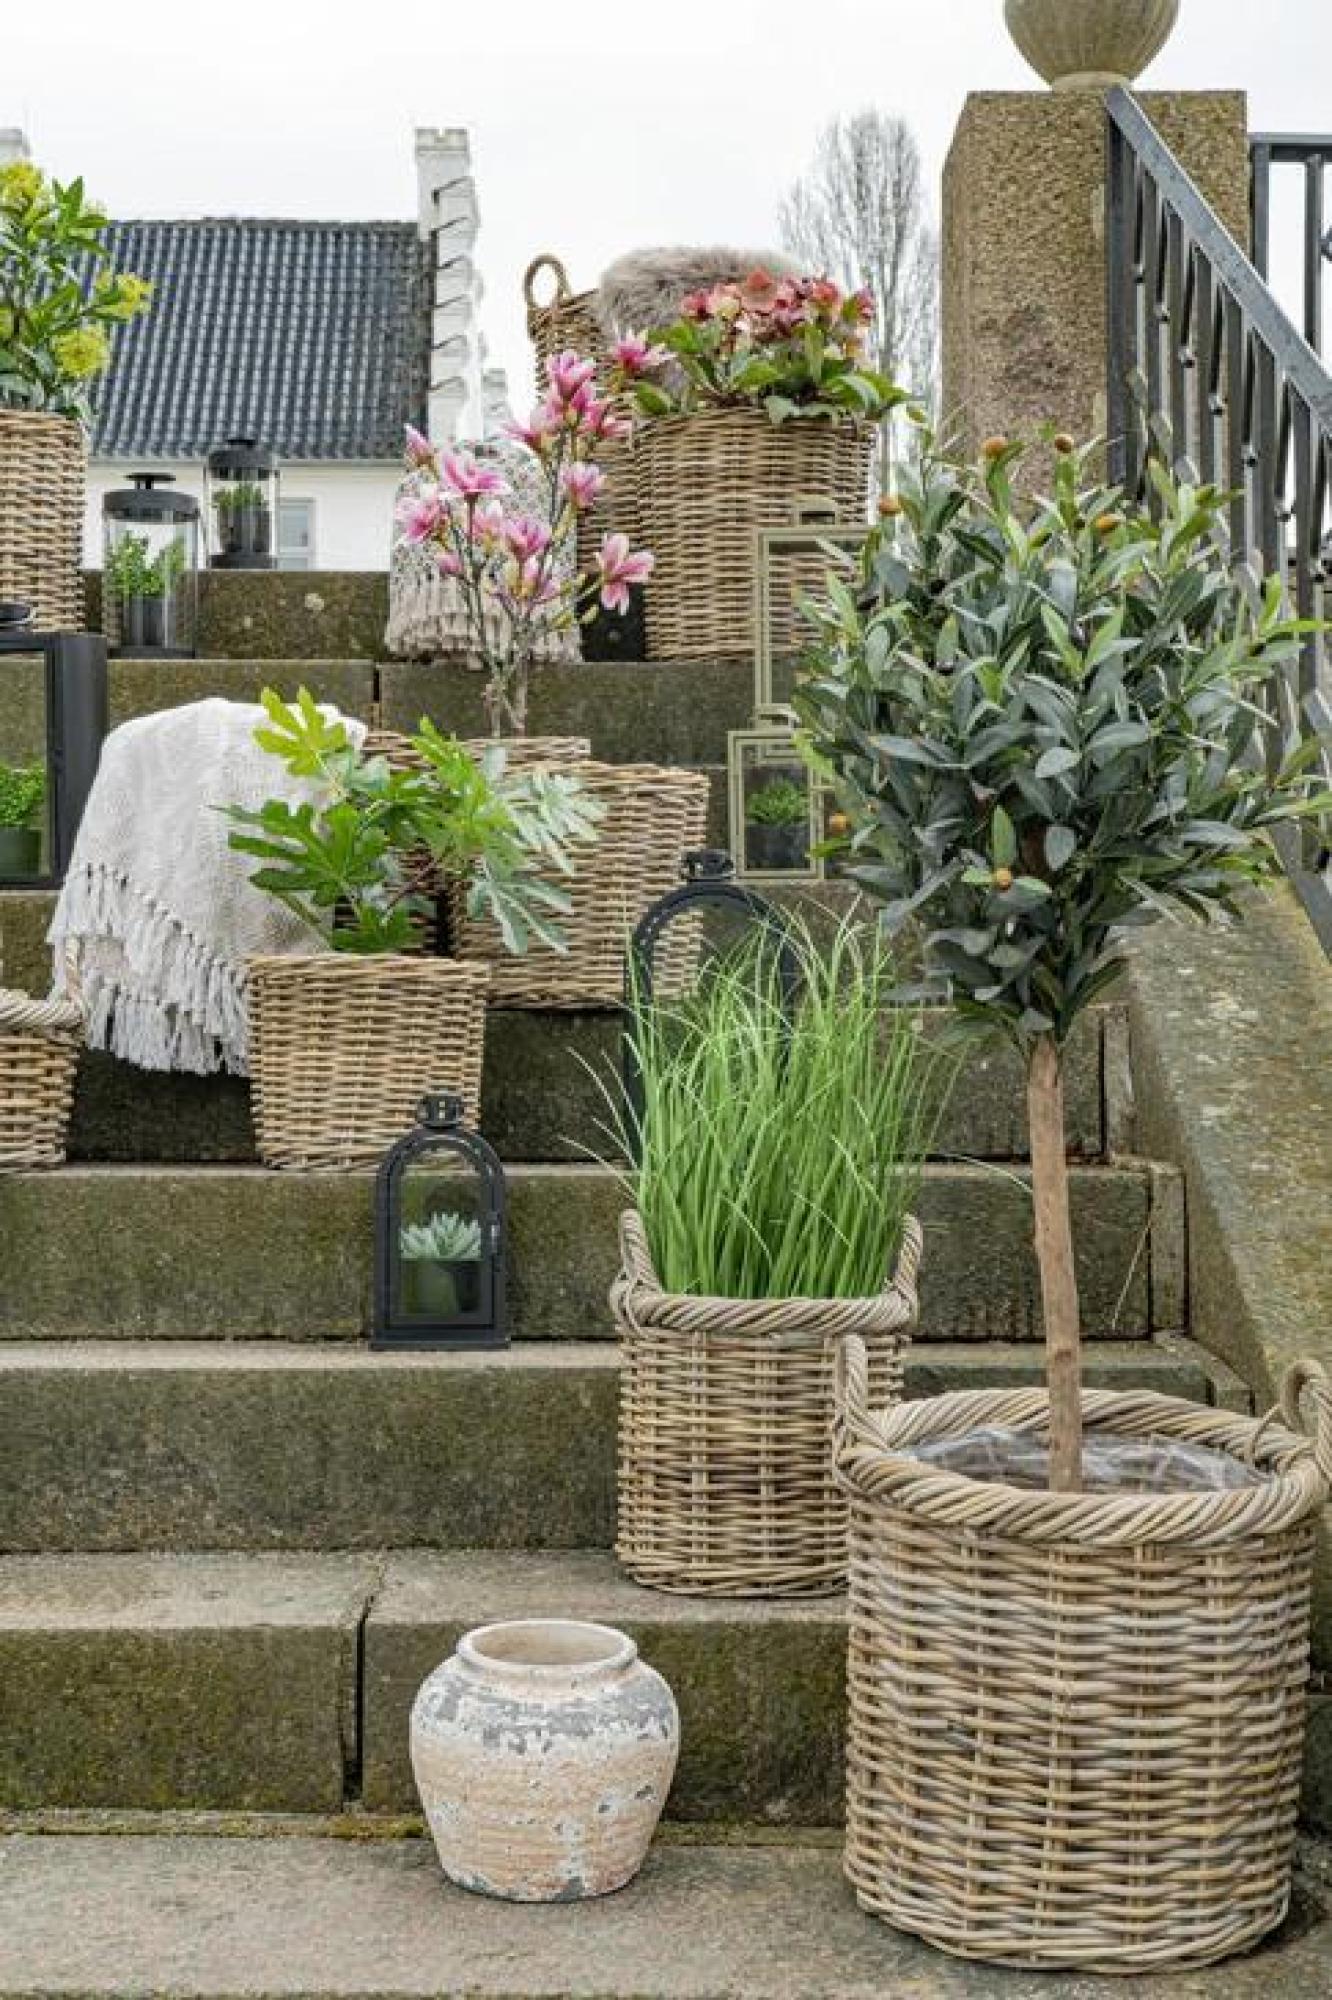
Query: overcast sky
5,0,1330,406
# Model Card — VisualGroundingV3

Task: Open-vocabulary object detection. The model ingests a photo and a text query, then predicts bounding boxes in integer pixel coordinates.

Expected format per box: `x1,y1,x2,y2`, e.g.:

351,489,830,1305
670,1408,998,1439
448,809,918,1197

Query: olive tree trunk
1027,1034,1082,1491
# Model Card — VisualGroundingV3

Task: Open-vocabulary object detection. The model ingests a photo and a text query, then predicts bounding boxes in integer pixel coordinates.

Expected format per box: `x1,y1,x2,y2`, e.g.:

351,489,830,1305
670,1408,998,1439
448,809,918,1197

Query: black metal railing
1106,87,1332,951
1251,133,1332,359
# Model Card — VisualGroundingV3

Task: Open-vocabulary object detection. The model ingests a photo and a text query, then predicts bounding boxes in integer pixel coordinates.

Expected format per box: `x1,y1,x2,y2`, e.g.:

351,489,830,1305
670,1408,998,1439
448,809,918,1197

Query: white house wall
84,461,403,571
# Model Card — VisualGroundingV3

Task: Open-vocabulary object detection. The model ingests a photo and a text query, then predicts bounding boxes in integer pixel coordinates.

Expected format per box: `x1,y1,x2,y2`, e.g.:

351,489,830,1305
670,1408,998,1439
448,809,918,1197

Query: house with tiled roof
81,130,509,570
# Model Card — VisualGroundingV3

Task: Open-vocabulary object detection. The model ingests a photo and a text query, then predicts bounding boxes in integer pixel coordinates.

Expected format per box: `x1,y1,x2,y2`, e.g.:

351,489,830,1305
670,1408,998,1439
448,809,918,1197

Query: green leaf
1035,745,1080,779
989,805,1017,867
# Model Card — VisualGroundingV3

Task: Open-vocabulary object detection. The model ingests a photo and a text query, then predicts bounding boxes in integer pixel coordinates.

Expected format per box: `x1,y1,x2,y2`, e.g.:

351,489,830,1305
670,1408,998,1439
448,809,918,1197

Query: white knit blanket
47,697,367,1077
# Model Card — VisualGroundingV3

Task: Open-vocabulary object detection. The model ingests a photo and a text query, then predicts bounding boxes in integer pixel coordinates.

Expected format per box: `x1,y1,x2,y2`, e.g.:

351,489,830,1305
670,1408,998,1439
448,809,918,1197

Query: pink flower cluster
505,349,634,456
680,269,874,349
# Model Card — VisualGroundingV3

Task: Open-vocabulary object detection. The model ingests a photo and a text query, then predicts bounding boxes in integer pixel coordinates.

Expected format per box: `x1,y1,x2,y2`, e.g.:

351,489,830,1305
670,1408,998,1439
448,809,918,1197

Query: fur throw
597,245,799,337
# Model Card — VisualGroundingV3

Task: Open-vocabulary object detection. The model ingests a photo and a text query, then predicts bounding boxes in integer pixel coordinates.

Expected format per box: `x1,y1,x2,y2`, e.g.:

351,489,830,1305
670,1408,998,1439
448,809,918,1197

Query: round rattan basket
612,1209,923,1597
833,1346,1332,1974
450,762,709,1009
247,955,489,1171
0,409,87,631
524,253,636,565
0,986,84,1171
636,407,873,662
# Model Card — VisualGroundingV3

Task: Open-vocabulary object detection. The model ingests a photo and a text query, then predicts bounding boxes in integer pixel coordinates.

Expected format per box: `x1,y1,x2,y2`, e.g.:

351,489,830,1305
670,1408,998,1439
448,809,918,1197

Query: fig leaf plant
798,435,1332,1489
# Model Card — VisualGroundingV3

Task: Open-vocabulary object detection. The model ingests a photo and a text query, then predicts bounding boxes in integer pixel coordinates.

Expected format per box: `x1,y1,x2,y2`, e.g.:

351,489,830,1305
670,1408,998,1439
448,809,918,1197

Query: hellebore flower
595,532,654,613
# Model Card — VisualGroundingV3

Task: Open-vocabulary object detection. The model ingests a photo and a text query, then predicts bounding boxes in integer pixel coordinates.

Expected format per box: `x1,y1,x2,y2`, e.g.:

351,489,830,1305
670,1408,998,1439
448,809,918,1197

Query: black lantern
622,848,801,1144
102,474,200,658
373,1093,507,1351
205,436,280,570
0,606,108,889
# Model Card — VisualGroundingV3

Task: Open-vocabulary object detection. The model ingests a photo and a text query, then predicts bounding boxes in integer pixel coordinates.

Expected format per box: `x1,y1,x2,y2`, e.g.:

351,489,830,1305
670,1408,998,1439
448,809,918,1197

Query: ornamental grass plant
605,918,944,1302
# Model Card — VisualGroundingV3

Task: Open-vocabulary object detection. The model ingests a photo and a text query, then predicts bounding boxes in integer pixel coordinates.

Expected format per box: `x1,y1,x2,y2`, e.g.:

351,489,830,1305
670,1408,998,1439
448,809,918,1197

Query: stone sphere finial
1004,0,1181,90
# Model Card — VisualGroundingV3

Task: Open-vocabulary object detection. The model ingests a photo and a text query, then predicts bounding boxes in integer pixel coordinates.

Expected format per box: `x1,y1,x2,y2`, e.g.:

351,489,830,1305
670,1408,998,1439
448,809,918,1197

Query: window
277,498,315,571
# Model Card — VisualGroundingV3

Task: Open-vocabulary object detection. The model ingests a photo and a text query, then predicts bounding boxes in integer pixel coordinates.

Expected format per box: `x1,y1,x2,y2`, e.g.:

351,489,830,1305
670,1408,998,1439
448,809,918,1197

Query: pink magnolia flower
546,350,598,403
469,498,508,546
440,449,507,501
595,532,654,613
435,547,464,579
610,334,669,379
403,424,438,472
505,404,559,454
504,513,552,562
395,488,443,541
584,398,633,444
560,461,606,511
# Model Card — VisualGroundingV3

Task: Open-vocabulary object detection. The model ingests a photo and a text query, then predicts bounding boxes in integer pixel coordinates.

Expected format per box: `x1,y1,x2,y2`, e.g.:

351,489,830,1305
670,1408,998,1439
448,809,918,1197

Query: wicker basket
0,986,83,1170
0,409,87,631
833,1349,1332,1974
450,763,709,1008
636,407,873,661
612,1209,923,1597
248,955,489,1171
524,253,636,565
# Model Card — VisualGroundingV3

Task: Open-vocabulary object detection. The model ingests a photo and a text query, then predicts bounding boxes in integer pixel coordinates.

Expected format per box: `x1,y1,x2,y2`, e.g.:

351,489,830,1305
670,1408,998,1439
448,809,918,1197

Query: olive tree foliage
779,111,939,488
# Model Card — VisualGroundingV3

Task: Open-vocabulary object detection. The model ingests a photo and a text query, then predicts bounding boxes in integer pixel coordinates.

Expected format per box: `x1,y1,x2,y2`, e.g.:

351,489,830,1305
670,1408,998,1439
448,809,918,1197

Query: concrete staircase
3,644,1316,1997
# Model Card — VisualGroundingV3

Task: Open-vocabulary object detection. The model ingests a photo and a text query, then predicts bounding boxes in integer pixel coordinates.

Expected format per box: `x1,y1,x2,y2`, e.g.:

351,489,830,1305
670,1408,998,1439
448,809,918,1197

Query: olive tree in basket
798,434,1332,1489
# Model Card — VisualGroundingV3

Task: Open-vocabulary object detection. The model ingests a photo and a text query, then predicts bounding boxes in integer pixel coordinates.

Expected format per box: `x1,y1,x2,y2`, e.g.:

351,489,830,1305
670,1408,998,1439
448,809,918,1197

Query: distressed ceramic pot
411,1618,679,1902
1004,0,1179,88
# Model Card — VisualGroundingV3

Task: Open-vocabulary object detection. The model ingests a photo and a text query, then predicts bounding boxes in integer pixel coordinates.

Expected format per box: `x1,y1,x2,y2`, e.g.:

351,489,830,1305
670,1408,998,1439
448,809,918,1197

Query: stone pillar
415,127,484,443
0,128,31,166
942,91,1250,461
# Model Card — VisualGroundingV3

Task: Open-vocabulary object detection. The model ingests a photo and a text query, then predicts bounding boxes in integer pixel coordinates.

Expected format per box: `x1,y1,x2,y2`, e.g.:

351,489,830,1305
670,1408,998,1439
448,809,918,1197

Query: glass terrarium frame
728,712,826,887
752,521,867,716
373,1094,507,1352
0,623,108,890
102,474,200,660
205,437,281,572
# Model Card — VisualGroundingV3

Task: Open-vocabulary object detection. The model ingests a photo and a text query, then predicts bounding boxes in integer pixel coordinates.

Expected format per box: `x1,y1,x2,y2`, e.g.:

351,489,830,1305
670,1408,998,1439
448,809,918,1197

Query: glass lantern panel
734,736,817,882
208,458,280,569
0,651,49,884
643,888,792,1016
754,527,865,711
102,516,199,657
395,1154,489,1323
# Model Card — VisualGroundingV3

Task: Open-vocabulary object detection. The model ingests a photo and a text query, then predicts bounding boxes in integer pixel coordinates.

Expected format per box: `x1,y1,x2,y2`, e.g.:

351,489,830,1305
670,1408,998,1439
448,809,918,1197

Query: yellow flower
97,271,152,320
52,325,110,379
0,160,44,209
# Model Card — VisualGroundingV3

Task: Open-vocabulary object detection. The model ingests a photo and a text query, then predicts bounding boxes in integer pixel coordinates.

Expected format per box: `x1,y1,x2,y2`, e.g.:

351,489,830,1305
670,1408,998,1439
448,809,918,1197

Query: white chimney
415,127,485,443
0,129,32,167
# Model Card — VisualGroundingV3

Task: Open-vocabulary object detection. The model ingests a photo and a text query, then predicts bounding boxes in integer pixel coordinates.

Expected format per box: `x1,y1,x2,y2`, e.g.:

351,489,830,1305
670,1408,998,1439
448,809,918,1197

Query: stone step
83,569,389,660
0,1340,1227,1554
0,1828,1326,1998
0,1158,1178,1344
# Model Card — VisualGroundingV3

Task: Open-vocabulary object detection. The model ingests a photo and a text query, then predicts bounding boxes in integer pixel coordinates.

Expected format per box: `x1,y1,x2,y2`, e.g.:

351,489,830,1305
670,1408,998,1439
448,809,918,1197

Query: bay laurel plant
602,919,944,1302
226,688,604,956
797,435,1332,1487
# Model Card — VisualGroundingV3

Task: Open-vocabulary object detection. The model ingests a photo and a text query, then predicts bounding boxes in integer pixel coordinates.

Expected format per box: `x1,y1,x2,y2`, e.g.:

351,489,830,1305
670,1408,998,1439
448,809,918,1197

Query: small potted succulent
744,775,810,873
0,759,45,877
399,1209,483,1318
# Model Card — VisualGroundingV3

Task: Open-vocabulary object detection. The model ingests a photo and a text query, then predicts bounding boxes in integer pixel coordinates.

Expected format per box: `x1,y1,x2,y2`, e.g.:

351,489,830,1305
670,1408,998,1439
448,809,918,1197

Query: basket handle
1279,1359,1332,1492
617,1208,659,1291
834,1333,872,1434
523,254,572,313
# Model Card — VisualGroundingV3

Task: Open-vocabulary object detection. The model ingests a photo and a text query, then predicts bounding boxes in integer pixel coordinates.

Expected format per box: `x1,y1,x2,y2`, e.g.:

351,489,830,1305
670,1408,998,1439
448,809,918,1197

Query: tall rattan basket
0,986,83,1170
524,253,636,565
833,1345,1332,1975
612,1209,923,1596
0,410,87,631
636,407,873,661
248,955,489,1171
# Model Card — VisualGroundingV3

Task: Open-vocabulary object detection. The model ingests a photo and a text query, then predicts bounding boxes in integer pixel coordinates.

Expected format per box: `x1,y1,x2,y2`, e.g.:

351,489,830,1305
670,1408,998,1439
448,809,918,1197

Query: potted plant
0,760,45,877
394,391,708,1007
606,918,942,1596
798,433,1332,1971
104,530,187,653
0,160,151,628
213,479,272,563
612,273,904,660
399,1209,482,1318
227,689,604,1168
744,775,810,873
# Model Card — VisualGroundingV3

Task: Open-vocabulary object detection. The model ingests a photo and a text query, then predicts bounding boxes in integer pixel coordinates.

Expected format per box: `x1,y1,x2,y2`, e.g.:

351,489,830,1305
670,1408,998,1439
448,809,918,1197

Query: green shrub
0,761,45,829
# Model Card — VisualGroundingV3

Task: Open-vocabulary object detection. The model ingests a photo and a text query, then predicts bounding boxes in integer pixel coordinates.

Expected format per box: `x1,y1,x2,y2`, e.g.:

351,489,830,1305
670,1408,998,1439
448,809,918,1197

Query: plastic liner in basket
909,1427,1267,1493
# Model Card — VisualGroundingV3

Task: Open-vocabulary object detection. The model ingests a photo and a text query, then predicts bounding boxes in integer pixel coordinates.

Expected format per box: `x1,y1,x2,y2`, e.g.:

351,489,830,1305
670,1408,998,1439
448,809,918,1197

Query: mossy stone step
85,568,389,661
0,1340,1221,1555
0,1159,1177,1344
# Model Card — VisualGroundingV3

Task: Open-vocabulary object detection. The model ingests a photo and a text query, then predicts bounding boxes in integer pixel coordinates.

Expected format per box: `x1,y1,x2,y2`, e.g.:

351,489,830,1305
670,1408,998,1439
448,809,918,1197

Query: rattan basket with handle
524,253,637,565
0,409,87,631
833,1345,1332,1974
636,407,873,661
0,985,83,1171
248,954,489,1171
612,1209,923,1597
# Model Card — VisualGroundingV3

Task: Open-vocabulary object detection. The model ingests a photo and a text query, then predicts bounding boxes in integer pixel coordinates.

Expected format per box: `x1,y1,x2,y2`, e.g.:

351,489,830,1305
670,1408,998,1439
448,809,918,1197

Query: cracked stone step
0,1159,1177,1343
0,1340,1225,1554
0,1829,1326,1998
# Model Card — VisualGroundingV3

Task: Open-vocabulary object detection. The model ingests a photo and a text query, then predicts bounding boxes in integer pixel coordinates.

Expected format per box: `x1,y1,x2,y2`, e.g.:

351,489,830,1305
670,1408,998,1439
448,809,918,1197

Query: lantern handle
418,1091,465,1131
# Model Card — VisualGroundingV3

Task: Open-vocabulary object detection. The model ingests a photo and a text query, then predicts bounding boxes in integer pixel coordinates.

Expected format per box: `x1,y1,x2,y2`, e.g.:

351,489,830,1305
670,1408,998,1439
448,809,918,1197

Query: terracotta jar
410,1618,679,1902
1004,0,1180,89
